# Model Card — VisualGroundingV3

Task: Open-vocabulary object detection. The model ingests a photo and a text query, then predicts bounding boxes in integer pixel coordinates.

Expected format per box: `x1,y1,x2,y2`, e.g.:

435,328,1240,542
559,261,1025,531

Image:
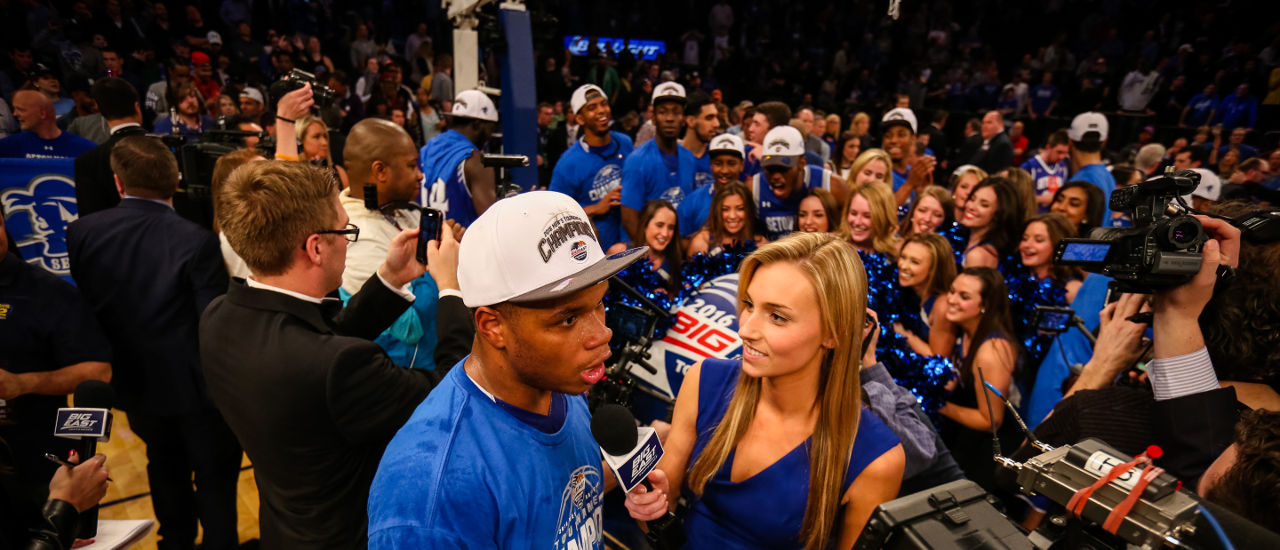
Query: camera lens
1163,217,1204,249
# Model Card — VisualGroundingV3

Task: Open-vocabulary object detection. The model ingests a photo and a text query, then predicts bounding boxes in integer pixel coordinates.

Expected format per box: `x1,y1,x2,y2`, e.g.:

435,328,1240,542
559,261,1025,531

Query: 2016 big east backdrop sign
629,274,743,420
0,158,78,283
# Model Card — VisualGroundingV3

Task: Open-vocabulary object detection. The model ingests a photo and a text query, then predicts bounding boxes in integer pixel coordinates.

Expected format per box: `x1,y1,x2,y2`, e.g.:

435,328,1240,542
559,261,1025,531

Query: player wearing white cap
550,84,635,250
1067,111,1117,224
749,126,848,240
880,107,937,207
368,191,648,549
621,81,696,238
418,89,499,227
676,133,745,238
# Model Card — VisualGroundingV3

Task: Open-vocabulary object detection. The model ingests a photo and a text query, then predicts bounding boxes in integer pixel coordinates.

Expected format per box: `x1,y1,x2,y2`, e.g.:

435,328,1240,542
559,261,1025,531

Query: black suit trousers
126,409,242,550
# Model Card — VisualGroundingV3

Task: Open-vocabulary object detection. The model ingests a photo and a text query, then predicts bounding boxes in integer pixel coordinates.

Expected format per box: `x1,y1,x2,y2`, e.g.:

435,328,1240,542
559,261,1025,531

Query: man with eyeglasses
199,160,461,548
66,135,241,549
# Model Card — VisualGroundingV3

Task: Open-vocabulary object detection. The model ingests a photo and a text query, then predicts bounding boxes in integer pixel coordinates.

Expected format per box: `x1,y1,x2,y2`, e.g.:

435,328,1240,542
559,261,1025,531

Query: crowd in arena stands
3,0,1280,548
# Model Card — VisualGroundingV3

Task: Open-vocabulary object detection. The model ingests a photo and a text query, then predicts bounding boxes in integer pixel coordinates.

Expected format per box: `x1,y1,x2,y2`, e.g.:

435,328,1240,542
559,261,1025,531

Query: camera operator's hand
379,229,428,290
47,452,109,513
1065,293,1151,397
277,82,314,121
1151,215,1240,359
425,220,461,292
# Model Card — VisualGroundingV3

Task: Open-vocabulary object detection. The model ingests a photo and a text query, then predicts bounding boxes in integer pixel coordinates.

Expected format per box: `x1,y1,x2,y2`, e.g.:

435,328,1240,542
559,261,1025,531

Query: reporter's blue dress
683,359,901,548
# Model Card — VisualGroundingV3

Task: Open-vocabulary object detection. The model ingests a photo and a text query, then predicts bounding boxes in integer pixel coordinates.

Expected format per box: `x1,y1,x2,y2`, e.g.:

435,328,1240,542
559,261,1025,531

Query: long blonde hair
840,181,901,256
295,114,334,165
687,232,868,550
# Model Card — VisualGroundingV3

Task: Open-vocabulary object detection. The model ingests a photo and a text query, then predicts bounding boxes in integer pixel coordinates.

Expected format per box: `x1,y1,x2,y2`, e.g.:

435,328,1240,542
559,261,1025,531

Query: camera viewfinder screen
1061,242,1111,262
1038,311,1070,331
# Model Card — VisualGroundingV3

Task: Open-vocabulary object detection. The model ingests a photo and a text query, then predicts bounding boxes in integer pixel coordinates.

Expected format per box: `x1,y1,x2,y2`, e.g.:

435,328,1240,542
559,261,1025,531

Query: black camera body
1055,170,1207,293
269,69,336,107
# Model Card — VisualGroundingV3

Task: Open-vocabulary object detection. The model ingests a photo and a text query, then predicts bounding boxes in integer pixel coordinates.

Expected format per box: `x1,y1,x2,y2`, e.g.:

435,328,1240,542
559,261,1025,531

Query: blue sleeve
368,527,472,550
1248,99,1258,128
548,157,578,201
676,195,702,238
621,153,648,210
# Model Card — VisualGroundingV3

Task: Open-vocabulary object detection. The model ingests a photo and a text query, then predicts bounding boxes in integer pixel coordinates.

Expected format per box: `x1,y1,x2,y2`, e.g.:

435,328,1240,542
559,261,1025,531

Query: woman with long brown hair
687,183,767,257
625,232,905,549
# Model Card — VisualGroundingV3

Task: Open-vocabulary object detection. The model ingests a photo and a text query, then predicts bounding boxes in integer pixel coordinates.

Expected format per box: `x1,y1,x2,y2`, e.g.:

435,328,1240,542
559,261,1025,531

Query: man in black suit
73,77,147,217
963,110,1015,174
66,135,241,550
200,161,462,549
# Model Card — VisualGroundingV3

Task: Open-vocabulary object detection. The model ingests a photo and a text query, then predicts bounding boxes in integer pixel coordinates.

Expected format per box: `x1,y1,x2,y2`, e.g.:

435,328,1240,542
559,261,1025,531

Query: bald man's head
12,90,56,133
344,118,421,203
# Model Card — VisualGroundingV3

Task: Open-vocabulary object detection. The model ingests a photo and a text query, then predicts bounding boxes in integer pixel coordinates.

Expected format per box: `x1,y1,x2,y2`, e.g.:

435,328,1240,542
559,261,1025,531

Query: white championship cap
708,133,745,159
570,84,607,114
760,126,805,168
239,87,264,104
881,107,918,134
651,81,686,105
450,89,499,122
458,191,647,307
1186,168,1221,202
1069,112,1109,142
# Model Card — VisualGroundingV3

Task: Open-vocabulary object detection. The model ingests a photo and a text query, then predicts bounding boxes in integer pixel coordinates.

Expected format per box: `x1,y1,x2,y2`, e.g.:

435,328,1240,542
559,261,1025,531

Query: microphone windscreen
74,380,115,409
591,404,639,457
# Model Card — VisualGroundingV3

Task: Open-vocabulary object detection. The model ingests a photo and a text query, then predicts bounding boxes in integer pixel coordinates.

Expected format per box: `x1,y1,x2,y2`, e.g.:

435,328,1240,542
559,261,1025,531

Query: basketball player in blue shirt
682,92,721,192
550,84,634,250
880,107,937,207
621,82,696,237
750,126,848,240
368,192,647,549
1067,112,1117,224
677,133,745,238
419,89,499,227
1020,129,1070,212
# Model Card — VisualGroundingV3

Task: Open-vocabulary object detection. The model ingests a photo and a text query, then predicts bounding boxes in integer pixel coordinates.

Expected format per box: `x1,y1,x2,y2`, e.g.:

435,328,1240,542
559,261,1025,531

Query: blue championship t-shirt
550,132,635,249
692,147,714,191
750,165,833,241
0,131,95,159
621,139,696,209
676,184,715,238
367,360,604,550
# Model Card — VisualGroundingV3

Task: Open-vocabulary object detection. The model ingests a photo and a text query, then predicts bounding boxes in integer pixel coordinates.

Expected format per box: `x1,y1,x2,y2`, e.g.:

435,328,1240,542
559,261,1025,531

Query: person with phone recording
338,117,455,371
201,160,455,548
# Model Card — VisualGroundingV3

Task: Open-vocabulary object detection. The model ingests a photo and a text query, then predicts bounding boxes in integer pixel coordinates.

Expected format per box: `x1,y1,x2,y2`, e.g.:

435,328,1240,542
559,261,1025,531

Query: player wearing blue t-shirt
0,91,96,159
368,192,649,550
683,92,720,193
622,82,695,238
881,107,937,208
677,134,746,237
1020,129,1071,212
551,84,634,250
1067,112,1118,225
751,126,846,241
420,90,499,227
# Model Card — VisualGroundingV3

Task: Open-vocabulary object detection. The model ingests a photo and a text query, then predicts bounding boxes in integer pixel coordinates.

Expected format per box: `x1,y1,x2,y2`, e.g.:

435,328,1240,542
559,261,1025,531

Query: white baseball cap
1186,168,1221,202
760,126,805,168
207,31,223,45
709,133,744,159
239,87,264,104
570,84,607,114
1069,112,1109,142
450,89,499,122
458,191,647,307
652,81,686,106
881,107,918,134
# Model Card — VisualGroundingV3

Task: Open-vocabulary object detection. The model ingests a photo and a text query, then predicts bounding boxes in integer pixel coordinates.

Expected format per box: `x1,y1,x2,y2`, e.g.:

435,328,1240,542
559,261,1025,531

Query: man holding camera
201,160,465,548
419,89,498,227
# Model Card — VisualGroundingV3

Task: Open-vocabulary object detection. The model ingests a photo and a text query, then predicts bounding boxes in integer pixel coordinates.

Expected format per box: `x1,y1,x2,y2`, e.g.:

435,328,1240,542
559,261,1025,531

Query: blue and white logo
1,174,78,278
554,464,602,550
587,164,622,202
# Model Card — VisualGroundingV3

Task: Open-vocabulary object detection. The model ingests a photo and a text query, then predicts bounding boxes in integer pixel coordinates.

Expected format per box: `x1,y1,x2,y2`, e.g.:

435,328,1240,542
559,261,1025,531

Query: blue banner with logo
0,158,78,283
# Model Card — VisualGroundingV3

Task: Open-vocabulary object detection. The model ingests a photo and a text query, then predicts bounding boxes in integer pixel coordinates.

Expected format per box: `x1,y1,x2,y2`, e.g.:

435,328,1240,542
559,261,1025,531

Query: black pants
126,409,242,550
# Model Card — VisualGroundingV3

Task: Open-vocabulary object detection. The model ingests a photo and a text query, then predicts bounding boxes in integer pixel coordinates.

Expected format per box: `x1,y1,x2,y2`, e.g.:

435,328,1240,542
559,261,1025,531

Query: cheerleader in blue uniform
893,233,958,357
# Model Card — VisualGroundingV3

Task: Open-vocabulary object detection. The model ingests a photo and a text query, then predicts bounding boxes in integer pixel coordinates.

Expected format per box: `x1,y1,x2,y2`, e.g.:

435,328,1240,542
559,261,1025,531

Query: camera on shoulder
1054,170,1207,293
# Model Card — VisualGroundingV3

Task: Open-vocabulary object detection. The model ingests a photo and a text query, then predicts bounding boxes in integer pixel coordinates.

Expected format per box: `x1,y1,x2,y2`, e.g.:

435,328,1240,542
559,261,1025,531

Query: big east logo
62,413,98,430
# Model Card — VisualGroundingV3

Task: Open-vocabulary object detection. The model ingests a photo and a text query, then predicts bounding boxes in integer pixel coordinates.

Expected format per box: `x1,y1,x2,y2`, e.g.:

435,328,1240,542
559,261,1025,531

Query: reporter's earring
980,308,986,315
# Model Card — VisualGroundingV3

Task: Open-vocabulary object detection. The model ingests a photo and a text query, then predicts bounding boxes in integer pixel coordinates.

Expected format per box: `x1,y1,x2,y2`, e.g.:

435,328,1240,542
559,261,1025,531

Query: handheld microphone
590,404,685,550
54,380,115,539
